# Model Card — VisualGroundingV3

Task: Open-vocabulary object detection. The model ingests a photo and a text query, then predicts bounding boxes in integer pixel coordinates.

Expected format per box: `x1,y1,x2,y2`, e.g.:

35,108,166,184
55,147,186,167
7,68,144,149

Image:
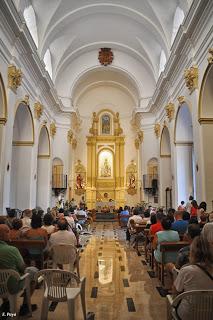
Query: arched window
23,5,38,47
171,7,185,45
43,49,53,79
159,50,166,76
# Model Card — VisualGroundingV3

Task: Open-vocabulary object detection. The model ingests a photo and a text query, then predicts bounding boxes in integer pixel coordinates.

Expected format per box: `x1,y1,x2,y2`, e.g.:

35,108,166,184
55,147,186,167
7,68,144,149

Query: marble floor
20,222,167,320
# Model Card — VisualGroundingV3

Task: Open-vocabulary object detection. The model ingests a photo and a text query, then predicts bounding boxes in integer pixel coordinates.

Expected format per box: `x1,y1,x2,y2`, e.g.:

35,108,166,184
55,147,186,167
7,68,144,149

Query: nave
21,222,166,320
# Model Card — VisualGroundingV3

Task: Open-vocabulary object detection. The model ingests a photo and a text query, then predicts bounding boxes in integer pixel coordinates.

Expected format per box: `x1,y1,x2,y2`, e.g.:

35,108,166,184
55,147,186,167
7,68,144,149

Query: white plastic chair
0,269,32,316
50,244,80,277
36,269,86,320
167,290,213,320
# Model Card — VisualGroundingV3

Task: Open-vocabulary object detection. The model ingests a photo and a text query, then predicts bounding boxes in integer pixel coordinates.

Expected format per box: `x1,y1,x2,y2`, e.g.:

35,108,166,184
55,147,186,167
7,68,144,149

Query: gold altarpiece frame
86,110,125,209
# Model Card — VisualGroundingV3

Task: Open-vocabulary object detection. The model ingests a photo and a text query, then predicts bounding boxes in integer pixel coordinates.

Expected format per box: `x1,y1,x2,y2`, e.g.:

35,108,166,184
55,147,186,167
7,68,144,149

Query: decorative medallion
34,101,43,120
8,64,22,92
98,48,113,66
165,102,175,122
154,123,161,138
208,48,213,64
184,65,198,94
50,122,56,138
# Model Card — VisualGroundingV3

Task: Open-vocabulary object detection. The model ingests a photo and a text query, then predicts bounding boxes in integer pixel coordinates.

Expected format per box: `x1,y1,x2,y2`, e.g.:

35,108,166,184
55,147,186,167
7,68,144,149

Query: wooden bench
7,239,46,269
158,241,189,286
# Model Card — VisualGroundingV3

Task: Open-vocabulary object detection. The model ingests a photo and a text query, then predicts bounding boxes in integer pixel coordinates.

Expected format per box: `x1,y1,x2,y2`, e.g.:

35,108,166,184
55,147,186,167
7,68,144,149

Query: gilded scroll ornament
154,123,160,138
135,138,140,150
89,112,98,136
72,138,77,149
184,65,198,93
165,102,175,122
50,122,56,138
177,96,185,105
208,48,213,64
34,101,43,120
8,64,22,92
67,129,73,144
138,130,144,143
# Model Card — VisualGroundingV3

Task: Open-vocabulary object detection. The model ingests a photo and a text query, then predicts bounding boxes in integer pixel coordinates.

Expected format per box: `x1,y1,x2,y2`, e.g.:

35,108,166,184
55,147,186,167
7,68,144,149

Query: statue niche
75,160,86,195
101,114,111,135
126,160,137,195
99,150,113,178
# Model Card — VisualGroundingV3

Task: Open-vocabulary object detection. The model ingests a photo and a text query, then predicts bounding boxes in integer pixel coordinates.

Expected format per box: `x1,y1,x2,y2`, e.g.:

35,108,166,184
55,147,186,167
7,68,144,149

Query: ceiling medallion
98,48,113,66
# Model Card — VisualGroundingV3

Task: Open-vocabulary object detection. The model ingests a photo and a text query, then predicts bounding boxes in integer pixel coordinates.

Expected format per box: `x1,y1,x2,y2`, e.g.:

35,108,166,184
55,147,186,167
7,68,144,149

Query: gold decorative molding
160,154,171,158
67,129,73,144
198,118,213,124
177,96,185,105
0,118,7,125
8,64,22,92
165,102,175,121
154,123,160,138
72,138,77,149
207,48,213,64
34,101,43,120
50,122,56,138
37,155,50,159
12,141,34,146
175,141,193,146
0,73,8,124
184,65,198,94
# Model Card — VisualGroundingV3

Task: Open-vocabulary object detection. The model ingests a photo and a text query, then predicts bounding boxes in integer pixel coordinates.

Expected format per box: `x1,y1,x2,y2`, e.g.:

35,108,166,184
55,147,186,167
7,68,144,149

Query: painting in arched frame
101,113,111,135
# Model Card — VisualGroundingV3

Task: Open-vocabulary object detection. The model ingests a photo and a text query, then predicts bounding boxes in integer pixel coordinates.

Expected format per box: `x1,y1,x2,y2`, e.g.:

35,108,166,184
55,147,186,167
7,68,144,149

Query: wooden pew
158,241,189,286
7,239,46,269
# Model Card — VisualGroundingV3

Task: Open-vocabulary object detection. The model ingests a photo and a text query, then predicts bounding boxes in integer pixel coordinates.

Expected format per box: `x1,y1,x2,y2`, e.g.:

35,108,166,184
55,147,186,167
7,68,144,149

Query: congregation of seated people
0,204,90,316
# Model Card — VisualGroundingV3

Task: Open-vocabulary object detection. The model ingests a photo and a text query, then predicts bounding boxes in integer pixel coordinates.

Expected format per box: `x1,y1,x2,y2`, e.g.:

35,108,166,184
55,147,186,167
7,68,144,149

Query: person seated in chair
171,211,189,235
9,218,24,240
0,225,38,316
172,235,213,320
49,218,77,247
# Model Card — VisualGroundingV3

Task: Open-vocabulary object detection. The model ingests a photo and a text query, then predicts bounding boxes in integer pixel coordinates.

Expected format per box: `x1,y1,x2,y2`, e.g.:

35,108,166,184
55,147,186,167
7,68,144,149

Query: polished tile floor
20,222,167,320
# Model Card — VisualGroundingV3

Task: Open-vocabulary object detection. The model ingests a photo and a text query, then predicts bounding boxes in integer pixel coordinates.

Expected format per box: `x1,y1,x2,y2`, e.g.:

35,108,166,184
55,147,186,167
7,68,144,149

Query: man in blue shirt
171,211,188,234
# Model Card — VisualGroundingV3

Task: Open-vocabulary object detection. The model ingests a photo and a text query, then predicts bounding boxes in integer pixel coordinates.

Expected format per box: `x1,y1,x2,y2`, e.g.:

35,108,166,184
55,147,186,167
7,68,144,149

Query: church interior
0,0,213,319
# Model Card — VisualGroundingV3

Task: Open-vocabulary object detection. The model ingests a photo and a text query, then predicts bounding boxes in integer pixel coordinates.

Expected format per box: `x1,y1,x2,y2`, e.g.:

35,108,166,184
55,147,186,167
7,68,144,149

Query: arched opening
23,5,38,47
171,7,185,45
10,102,34,209
43,49,53,79
144,158,158,205
36,126,51,210
198,63,213,210
0,73,7,212
160,126,172,209
175,103,195,205
158,50,166,76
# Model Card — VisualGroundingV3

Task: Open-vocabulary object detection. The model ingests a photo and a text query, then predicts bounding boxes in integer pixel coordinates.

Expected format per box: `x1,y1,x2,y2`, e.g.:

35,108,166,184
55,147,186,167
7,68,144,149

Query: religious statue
129,173,136,189
101,158,111,177
76,173,84,189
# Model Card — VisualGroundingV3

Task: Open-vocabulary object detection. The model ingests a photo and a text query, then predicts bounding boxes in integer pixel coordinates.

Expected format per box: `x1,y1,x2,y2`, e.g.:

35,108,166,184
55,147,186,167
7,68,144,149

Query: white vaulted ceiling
16,0,191,110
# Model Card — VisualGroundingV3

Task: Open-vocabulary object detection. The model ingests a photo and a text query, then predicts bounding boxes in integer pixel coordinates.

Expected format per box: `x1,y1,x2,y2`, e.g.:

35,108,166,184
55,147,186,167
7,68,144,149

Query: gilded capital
177,96,185,105
8,64,22,92
34,101,43,120
67,129,73,144
184,65,198,93
154,123,161,138
208,48,213,64
165,102,175,122
50,122,56,138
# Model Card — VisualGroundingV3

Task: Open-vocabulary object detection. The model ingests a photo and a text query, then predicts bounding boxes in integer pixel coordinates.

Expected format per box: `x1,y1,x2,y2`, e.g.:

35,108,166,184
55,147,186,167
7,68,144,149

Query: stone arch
198,61,213,209
36,125,51,210
10,102,34,209
174,103,195,204
160,126,172,209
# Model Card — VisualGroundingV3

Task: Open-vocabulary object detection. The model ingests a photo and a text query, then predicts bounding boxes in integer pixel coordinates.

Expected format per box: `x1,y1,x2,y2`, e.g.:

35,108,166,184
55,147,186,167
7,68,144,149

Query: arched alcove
175,103,195,204
198,63,213,209
160,126,172,209
36,126,51,210
10,102,34,209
